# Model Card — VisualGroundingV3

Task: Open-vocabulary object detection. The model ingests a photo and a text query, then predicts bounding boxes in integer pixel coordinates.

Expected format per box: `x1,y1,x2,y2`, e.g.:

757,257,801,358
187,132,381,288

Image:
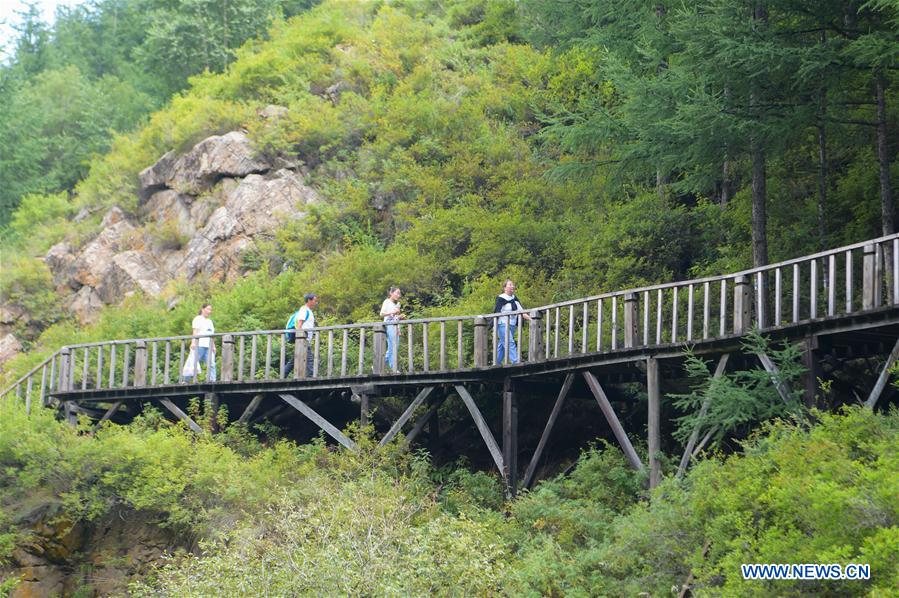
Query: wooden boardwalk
4,234,899,493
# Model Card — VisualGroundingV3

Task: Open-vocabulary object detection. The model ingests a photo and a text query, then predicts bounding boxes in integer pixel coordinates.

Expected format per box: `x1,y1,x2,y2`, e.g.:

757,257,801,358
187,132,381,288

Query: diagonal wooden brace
522,373,574,490
379,387,434,447
455,385,504,474
279,393,356,451
582,371,643,471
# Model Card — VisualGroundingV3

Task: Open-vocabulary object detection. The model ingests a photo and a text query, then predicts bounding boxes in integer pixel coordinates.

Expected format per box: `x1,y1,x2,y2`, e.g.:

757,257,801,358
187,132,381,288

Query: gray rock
167,131,272,195
175,171,317,280
45,242,77,290
141,189,195,239
258,104,289,120
95,251,166,304
138,150,177,201
66,286,104,325
65,216,135,288
0,333,22,367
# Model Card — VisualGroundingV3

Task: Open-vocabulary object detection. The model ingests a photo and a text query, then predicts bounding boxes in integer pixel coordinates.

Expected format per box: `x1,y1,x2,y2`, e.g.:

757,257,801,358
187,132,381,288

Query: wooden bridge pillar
528,311,544,361
373,324,386,375
58,348,71,392
624,293,638,348
733,275,751,333
646,357,661,490
863,243,877,309
221,335,234,382
295,330,308,379
800,336,821,408
474,317,488,367
134,341,147,387
502,378,518,498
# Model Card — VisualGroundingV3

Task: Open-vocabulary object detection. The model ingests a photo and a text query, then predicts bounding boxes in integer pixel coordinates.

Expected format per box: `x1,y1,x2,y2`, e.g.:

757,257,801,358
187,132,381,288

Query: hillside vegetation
0,0,897,594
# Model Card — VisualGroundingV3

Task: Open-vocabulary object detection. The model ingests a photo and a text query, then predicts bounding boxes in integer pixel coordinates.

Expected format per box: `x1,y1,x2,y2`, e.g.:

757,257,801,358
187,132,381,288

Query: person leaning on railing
380,286,405,372
494,279,531,364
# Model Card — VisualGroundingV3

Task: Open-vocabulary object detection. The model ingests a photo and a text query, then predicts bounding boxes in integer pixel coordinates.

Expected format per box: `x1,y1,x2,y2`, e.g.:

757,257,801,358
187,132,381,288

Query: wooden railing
3,234,899,406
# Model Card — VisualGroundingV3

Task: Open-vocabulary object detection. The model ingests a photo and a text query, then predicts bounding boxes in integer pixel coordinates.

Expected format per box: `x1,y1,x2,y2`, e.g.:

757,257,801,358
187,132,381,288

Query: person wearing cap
285,293,319,378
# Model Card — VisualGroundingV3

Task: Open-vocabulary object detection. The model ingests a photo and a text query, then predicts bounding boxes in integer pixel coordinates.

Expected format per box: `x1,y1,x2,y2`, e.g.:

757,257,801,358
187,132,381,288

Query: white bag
182,348,203,378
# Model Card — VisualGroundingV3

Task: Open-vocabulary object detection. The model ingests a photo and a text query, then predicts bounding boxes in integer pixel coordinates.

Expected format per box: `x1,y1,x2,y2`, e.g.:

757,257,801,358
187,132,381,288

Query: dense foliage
1,400,895,596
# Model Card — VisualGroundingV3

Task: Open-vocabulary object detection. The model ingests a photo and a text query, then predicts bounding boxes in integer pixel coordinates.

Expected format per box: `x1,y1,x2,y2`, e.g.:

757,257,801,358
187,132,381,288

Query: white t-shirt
380,298,400,322
497,293,523,326
192,315,215,348
296,305,315,330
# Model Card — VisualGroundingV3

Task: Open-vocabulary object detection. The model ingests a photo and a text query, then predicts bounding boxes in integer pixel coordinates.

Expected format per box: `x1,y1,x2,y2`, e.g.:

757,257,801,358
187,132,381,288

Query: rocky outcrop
177,171,316,281
0,333,22,367
138,131,271,196
3,503,185,597
43,127,318,323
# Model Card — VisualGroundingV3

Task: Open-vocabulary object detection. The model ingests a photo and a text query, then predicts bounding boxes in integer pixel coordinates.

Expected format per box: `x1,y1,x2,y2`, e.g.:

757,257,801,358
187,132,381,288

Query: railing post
58,348,71,392
863,243,876,310
295,330,308,379
474,317,488,367
624,293,638,348
134,341,147,387
373,324,386,375
733,275,751,334
528,311,544,362
221,335,234,382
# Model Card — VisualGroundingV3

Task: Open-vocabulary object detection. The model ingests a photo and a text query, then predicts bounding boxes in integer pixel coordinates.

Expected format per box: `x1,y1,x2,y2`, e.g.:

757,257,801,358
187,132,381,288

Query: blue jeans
385,323,399,371
197,346,216,381
185,346,216,382
497,321,519,364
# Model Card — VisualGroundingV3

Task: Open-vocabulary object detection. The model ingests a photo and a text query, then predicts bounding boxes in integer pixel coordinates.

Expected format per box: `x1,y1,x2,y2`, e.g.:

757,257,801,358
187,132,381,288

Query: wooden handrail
3,232,899,402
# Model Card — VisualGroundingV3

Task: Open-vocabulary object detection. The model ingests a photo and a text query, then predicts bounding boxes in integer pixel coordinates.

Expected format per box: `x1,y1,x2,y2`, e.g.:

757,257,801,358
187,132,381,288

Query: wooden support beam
92,399,124,433
63,401,79,426
756,352,793,404
502,378,518,498
237,394,264,425
455,385,504,473
522,373,574,490
379,387,434,447
252,403,286,426
646,357,661,490
160,398,204,434
360,393,370,426
205,392,220,433
677,354,729,479
279,393,356,451
582,371,643,471
405,393,448,446
865,337,899,409
799,336,821,408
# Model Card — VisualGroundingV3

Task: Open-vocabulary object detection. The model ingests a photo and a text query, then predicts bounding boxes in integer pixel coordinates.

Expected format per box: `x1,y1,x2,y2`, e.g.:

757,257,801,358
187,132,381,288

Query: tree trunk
750,2,769,268
751,135,768,267
817,87,827,249
876,71,894,236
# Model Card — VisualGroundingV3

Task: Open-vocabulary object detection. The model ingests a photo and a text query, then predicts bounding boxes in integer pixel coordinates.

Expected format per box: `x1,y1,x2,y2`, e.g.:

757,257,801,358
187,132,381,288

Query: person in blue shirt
285,293,319,378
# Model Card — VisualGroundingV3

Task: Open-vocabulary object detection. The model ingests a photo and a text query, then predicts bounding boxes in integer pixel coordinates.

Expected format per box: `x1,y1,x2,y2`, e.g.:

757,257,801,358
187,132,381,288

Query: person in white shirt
190,303,216,381
493,280,531,364
285,293,319,378
379,287,404,371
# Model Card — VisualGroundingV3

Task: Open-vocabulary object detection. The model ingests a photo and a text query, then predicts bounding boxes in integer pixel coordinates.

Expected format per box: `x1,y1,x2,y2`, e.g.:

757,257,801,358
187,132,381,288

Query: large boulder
44,242,77,290
0,333,22,367
137,150,177,201
176,171,317,280
66,210,136,289
66,286,105,325
139,132,272,197
94,251,166,304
